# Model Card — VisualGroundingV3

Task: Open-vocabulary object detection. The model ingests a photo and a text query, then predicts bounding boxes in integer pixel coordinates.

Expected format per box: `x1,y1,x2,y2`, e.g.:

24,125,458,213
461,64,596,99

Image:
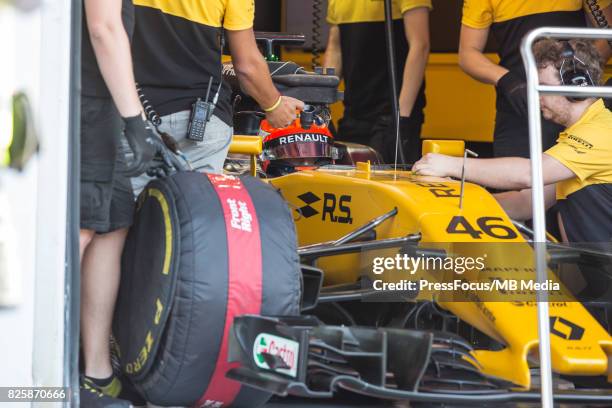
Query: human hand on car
265,95,305,128
412,153,461,178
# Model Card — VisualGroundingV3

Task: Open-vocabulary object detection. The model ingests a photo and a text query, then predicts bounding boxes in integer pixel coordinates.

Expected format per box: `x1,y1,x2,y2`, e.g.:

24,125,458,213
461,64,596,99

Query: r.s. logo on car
297,192,353,224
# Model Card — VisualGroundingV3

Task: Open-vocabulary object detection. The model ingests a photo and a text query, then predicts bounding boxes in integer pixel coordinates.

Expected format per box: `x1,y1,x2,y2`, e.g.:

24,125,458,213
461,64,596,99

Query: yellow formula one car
224,138,612,404
204,33,612,405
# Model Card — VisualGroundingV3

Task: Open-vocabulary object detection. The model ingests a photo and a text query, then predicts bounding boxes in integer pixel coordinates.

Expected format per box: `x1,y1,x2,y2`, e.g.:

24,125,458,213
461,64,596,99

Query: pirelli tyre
113,172,301,407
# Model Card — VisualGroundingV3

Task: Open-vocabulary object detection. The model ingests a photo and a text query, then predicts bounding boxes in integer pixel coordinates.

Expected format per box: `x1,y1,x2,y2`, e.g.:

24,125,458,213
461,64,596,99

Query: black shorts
80,96,135,233
493,109,562,158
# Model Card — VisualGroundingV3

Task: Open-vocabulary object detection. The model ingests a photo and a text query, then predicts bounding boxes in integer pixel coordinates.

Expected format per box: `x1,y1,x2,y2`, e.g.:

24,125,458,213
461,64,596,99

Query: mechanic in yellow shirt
131,0,303,178
323,0,432,163
460,0,612,158
413,39,612,243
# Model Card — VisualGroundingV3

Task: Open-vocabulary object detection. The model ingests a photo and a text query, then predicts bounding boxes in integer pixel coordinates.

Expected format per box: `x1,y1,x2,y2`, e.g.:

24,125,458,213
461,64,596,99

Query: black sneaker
80,376,132,408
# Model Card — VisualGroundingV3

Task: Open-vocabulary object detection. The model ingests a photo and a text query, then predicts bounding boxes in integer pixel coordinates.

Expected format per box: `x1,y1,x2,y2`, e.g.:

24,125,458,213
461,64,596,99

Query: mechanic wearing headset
413,39,612,243
130,0,303,190
460,0,612,158
323,0,431,164
80,0,158,406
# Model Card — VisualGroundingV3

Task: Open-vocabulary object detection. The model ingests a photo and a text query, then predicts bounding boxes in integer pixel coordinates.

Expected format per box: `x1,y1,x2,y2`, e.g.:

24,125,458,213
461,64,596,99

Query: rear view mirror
421,139,465,157
228,135,262,177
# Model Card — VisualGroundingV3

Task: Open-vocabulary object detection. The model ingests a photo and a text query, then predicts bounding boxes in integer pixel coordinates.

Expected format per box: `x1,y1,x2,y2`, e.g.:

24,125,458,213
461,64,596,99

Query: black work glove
122,115,158,177
604,77,612,111
496,71,528,117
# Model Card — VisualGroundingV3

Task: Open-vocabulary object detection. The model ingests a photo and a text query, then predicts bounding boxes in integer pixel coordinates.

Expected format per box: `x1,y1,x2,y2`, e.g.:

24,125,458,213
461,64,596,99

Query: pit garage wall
0,3,42,399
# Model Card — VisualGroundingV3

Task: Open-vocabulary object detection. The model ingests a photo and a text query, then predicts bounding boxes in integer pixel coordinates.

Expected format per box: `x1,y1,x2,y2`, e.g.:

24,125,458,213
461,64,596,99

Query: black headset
559,41,594,102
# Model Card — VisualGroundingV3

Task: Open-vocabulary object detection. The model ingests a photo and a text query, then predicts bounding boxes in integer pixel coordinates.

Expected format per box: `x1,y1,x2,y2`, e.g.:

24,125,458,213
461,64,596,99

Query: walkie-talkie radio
187,77,215,142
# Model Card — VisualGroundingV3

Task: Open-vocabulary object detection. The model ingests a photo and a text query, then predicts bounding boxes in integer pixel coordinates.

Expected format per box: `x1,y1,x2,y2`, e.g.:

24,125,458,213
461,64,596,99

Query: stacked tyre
113,172,301,407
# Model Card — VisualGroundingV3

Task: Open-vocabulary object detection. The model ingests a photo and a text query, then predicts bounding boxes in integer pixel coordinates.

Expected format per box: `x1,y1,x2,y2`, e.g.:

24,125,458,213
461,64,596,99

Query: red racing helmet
259,107,334,167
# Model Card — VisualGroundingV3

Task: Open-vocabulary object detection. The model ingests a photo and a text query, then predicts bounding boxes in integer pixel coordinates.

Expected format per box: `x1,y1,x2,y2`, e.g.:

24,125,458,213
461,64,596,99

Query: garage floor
265,394,397,407
264,396,594,408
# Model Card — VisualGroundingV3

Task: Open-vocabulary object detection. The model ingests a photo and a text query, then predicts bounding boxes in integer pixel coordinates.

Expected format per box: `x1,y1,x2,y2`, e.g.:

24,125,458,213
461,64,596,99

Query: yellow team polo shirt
545,99,612,242
327,0,432,24
132,0,254,126
133,0,254,30
460,1,605,86
546,99,612,199
462,0,611,29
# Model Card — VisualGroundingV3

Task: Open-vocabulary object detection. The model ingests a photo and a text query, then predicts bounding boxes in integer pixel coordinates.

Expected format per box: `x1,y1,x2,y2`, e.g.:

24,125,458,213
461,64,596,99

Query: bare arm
412,153,576,190
226,28,280,109
494,184,557,221
323,25,342,78
84,0,141,117
458,25,508,85
399,7,430,117
226,28,304,128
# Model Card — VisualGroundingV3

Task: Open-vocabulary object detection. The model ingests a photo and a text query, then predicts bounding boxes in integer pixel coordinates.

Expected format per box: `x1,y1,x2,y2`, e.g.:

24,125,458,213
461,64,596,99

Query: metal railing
520,26,612,408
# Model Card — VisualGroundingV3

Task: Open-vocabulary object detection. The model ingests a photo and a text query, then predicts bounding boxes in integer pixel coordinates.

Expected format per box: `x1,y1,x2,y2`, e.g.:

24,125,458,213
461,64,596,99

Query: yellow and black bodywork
268,164,612,390
229,135,612,392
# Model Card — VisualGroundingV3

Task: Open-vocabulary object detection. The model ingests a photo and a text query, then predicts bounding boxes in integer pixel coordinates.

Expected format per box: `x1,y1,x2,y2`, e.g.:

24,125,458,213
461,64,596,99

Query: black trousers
337,114,424,164
493,109,562,158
